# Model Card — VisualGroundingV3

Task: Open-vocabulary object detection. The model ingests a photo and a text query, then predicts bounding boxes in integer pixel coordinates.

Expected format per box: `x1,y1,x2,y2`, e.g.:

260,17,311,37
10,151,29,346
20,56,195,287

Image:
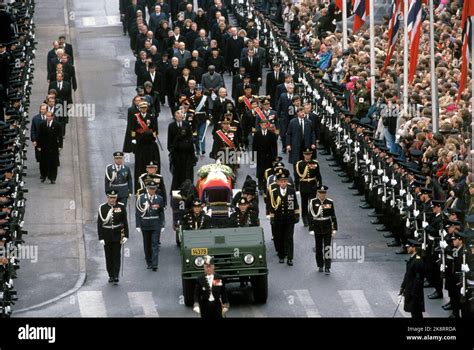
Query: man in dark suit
276,84,295,152
241,50,261,93
60,55,77,92
275,74,293,106
303,102,320,157
231,66,246,102
46,41,60,77
37,111,63,184
286,107,316,187
253,119,278,193
30,104,48,163
212,87,233,123
164,57,181,112
225,27,245,75
58,35,74,64
167,109,190,152
193,256,229,318
48,72,72,105
140,63,162,94
266,63,285,109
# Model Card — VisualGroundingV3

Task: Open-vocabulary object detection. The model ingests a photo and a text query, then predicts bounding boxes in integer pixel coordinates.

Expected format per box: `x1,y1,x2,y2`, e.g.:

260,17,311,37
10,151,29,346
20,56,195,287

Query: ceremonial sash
195,95,207,113
216,130,236,149
135,113,150,133
243,96,252,110
255,107,267,122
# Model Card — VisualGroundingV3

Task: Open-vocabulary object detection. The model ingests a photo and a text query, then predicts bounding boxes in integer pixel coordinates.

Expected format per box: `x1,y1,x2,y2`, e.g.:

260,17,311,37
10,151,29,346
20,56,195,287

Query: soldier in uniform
210,117,242,170
253,118,278,194
296,149,322,227
181,199,212,230
190,85,209,156
130,101,157,146
229,197,260,228
136,181,164,271
232,176,259,216
137,161,166,204
97,190,129,285
193,256,229,319
309,186,337,274
267,168,300,266
399,239,425,319
104,151,133,206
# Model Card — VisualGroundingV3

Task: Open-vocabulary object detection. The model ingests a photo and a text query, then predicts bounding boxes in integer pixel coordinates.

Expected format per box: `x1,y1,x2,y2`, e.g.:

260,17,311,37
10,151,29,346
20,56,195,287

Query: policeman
268,168,300,266
97,190,129,285
399,239,425,319
296,148,322,227
229,197,260,228
193,255,229,319
181,199,212,230
104,151,133,206
136,181,164,271
309,185,337,274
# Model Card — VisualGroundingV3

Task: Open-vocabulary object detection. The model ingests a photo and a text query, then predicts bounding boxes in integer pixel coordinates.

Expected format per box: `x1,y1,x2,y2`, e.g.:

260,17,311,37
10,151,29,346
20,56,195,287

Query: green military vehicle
180,226,268,306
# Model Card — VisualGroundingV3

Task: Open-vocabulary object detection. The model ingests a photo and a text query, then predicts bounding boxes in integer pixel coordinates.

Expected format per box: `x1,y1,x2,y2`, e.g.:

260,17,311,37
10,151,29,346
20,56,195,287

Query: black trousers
300,191,312,223
200,300,223,319
39,152,58,181
104,241,121,278
411,310,423,319
314,231,332,269
274,220,294,259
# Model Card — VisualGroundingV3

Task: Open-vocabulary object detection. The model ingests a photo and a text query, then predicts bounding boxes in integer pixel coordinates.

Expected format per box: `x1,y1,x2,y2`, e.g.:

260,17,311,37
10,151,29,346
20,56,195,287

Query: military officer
296,149,322,227
399,239,425,319
137,161,167,208
229,197,260,228
309,185,337,274
136,181,164,271
193,256,229,319
104,151,133,206
267,168,300,266
130,101,157,145
210,117,242,170
181,199,212,230
97,190,129,285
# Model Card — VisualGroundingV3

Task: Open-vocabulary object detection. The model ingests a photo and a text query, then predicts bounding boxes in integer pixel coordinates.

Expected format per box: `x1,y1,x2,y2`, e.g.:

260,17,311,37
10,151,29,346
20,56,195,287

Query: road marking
77,291,106,317
82,17,97,27
338,290,375,317
284,289,321,317
388,291,410,318
128,292,159,317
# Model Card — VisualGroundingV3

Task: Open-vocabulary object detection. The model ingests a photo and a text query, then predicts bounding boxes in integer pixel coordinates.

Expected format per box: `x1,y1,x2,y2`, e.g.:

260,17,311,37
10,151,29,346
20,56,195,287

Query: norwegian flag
353,0,369,33
457,2,474,101
335,0,343,10
381,0,402,76
407,0,423,84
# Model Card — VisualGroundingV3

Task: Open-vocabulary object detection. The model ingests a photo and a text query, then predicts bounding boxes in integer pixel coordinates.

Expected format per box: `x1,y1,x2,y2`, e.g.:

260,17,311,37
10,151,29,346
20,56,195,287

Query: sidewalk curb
14,0,87,315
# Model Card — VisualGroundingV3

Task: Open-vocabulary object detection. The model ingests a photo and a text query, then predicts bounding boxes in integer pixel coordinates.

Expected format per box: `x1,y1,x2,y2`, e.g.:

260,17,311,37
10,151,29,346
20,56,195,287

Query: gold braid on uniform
295,160,309,179
269,187,281,210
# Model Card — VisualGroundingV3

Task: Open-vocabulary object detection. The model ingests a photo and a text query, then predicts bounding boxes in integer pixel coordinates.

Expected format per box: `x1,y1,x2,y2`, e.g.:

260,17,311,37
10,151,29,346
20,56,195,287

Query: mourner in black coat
37,113,63,183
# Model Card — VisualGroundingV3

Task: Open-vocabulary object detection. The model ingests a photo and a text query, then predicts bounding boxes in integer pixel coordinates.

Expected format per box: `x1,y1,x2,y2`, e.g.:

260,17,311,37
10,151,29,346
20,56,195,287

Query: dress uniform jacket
104,164,133,200
136,193,164,229
97,202,129,242
194,272,229,318
181,212,212,230
401,253,425,313
228,209,260,227
268,186,300,223
295,160,322,194
308,197,337,233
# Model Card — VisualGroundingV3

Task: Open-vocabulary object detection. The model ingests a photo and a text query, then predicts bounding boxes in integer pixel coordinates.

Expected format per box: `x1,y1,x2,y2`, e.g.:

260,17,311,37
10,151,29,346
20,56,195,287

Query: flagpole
428,0,439,132
342,0,348,50
370,0,375,104
403,0,409,115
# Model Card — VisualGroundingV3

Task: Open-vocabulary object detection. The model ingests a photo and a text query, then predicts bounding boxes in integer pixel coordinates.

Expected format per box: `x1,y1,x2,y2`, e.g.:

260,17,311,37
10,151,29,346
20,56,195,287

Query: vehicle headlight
244,254,254,265
195,256,205,267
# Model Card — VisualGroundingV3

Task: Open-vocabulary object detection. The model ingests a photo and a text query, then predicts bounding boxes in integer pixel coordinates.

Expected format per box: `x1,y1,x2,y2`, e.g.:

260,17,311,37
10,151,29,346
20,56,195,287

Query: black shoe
108,277,114,283
448,313,459,318
368,213,383,218
287,259,293,266
279,258,284,263
50,180,56,184
40,176,46,182
442,302,452,311
341,179,352,183
371,219,383,225
348,186,357,190
147,265,152,269
376,226,390,232
383,232,395,238
423,281,432,288
318,267,324,272
428,291,443,299
352,192,363,196
395,247,407,254
337,173,348,178
113,277,119,285
325,268,330,275
387,240,400,247
359,204,372,209
152,267,158,271
326,157,336,161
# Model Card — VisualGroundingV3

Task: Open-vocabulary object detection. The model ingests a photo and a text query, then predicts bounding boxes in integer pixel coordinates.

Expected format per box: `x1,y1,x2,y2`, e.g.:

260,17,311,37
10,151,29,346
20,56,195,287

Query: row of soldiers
0,0,36,317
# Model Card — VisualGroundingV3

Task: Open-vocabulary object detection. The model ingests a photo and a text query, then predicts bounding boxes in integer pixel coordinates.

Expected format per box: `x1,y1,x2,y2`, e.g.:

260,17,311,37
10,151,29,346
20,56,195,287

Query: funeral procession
1,0,474,336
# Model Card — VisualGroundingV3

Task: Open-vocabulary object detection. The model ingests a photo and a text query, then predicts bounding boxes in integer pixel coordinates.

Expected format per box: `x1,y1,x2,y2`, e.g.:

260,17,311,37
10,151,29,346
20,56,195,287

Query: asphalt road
15,0,449,318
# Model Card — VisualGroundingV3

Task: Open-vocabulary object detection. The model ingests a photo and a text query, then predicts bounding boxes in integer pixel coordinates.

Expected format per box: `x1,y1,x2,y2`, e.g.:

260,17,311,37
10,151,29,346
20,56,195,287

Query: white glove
390,179,397,186
131,139,137,144
397,294,403,303
193,306,200,314
332,230,336,236
413,209,419,217
461,287,465,295
121,237,128,244
309,231,314,235
136,227,141,232
461,264,470,273
222,307,229,314
99,240,105,246
422,221,428,228
266,215,270,220
382,176,389,183
439,240,448,249
422,242,426,251
377,169,383,176
369,164,376,171
399,189,406,196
